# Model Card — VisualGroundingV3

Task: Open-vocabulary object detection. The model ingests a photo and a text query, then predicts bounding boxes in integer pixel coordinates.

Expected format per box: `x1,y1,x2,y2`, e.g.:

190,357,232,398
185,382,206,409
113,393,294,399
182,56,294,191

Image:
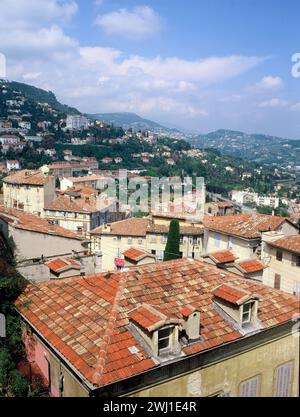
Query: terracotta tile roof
123,248,154,262
213,284,254,305
147,223,204,236
46,257,81,273
205,250,236,264
45,194,97,213
129,305,163,331
204,214,292,239
237,259,265,274
16,258,300,388
65,175,105,183
91,217,151,237
180,307,196,318
207,201,234,207
268,235,300,255
3,169,54,185
0,206,84,240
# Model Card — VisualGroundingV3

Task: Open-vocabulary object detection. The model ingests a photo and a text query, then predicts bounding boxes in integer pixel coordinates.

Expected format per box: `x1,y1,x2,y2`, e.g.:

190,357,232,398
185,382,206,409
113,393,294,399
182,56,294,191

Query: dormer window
242,302,253,325
128,304,181,359
158,327,171,354
213,284,260,333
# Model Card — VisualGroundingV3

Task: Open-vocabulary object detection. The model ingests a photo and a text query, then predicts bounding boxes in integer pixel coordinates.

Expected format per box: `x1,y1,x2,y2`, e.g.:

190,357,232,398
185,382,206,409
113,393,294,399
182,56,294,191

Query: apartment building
2,169,55,215
261,233,300,296
146,222,204,261
204,214,299,261
15,258,299,397
90,217,150,270
205,200,237,216
232,190,279,209
60,175,106,191
0,205,87,261
90,217,204,271
66,115,89,130
45,159,98,179
44,187,119,237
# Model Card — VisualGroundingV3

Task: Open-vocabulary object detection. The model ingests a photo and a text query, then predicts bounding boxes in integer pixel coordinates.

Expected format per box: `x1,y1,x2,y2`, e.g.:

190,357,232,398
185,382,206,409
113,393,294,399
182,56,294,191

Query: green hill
9,81,80,115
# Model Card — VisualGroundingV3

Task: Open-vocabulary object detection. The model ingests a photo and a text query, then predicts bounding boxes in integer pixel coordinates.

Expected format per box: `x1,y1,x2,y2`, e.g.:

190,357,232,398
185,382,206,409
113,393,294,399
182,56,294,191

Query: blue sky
1,0,300,137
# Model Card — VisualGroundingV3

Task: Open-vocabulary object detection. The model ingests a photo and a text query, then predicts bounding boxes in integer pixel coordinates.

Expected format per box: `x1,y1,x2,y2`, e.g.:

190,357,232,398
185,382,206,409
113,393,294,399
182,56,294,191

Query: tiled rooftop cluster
3,169,54,185
268,235,300,255
204,213,290,239
0,206,84,240
16,258,300,388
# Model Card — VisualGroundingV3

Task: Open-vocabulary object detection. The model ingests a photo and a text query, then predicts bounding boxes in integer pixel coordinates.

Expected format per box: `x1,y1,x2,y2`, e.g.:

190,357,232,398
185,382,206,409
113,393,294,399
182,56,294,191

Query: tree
163,219,181,261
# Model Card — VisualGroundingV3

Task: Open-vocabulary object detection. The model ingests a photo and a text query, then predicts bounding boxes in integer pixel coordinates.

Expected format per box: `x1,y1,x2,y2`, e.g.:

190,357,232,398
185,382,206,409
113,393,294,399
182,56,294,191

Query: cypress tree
163,219,181,261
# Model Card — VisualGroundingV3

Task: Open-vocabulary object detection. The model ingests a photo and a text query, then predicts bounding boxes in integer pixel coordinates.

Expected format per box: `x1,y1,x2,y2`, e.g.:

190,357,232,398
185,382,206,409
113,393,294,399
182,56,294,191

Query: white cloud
254,75,283,91
0,0,77,29
22,72,42,81
290,102,300,112
258,98,289,108
95,6,162,39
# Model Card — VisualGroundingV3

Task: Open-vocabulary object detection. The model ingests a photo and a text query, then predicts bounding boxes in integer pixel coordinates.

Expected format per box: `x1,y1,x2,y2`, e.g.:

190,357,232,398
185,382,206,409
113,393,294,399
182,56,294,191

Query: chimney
181,307,200,341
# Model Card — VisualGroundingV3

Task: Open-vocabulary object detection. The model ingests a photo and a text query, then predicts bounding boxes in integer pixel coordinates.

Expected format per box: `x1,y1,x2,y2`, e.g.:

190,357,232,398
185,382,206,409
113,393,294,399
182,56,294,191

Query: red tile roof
204,214,293,239
3,169,54,185
147,223,204,236
15,258,300,388
46,257,80,273
206,250,236,264
237,260,265,274
91,217,151,237
213,284,254,305
123,248,154,262
268,235,300,255
129,306,163,331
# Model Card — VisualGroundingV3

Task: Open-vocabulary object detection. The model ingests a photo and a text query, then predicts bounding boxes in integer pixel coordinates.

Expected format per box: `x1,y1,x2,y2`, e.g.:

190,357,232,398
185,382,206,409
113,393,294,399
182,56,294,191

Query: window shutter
274,274,281,290
293,281,300,296
240,376,259,397
274,362,293,397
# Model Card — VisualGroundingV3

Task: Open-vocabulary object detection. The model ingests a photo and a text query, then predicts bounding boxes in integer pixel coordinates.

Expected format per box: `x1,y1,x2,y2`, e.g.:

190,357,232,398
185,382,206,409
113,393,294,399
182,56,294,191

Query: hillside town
0,112,299,397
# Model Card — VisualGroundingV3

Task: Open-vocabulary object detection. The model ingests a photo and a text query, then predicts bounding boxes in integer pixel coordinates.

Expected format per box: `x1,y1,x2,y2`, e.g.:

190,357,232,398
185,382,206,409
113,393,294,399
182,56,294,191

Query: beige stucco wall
205,230,257,260
91,231,204,272
91,234,147,271
130,334,299,397
0,221,85,261
262,244,300,294
3,178,55,216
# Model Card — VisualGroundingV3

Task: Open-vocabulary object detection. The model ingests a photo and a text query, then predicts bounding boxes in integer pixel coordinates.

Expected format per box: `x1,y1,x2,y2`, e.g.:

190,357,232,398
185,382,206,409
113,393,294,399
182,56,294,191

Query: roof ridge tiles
92,271,128,385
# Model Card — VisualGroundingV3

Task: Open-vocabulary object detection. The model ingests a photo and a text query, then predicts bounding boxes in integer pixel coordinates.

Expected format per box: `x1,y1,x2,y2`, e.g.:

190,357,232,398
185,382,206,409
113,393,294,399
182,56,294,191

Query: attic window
242,302,253,325
158,327,171,353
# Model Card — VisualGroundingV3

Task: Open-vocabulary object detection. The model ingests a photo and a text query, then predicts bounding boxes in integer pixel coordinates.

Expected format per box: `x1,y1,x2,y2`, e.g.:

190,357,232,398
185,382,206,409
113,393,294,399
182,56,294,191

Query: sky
0,0,300,137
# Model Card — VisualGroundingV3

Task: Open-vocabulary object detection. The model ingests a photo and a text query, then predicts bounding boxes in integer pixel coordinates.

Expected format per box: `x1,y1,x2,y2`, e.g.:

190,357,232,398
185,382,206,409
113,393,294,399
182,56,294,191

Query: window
227,236,233,249
151,235,156,243
242,302,253,325
240,376,260,397
274,362,293,397
293,281,300,297
138,238,143,245
292,254,300,267
158,327,171,353
127,237,132,245
276,250,283,261
214,233,221,248
274,274,281,290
